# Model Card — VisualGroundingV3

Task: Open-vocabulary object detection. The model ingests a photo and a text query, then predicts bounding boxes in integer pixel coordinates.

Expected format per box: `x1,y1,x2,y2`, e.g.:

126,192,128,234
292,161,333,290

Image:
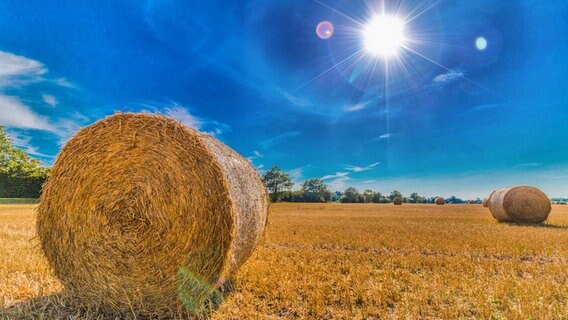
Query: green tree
341,187,362,203
389,190,403,201
301,178,331,202
0,127,50,198
261,166,293,202
363,189,375,203
371,191,383,203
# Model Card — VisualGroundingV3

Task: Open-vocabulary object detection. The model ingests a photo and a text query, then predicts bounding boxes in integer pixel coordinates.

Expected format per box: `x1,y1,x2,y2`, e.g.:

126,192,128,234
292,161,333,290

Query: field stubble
1,203,568,319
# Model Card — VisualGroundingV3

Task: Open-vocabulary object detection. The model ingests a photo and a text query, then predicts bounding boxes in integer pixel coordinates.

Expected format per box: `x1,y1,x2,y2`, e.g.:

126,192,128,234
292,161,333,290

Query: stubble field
1,203,568,319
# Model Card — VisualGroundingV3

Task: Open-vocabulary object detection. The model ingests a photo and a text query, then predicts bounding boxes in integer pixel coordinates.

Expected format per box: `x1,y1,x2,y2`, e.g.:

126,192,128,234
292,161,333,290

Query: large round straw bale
487,186,551,224
482,198,489,207
435,197,445,205
393,197,403,205
37,113,268,316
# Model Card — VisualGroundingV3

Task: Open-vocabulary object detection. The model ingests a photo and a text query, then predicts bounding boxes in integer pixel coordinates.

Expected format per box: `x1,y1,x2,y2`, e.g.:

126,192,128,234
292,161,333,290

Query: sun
362,15,406,59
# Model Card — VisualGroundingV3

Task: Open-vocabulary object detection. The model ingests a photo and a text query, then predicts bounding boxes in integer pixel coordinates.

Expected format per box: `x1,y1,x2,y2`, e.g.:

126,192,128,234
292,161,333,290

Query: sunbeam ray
312,0,365,27
401,45,510,102
295,49,365,91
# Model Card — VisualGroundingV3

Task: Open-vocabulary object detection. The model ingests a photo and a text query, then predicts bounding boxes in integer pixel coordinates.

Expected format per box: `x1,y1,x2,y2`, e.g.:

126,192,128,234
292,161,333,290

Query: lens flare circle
475,36,488,50
363,15,406,58
316,21,334,40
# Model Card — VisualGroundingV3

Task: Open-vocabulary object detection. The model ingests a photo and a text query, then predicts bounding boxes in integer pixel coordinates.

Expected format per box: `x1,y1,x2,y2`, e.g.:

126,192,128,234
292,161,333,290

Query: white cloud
327,176,350,191
0,51,84,155
282,91,312,108
320,161,380,191
55,78,75,88
164,106,202,129
7,130,54,158
248,150,263,161
517,162,543,168
0,95,56,132
321,171,349,180
260,131,301,149
344,101,369,112
287,167,304,184
346,161,380,173
42,94,57,107
0,51,46,83
162,104,229,136
433,70,464,83
375,133,391,140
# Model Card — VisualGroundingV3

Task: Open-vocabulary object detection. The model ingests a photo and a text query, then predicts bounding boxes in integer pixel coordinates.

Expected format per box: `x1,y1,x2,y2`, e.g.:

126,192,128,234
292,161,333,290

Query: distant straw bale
393,197,403,205
435,197,445,205
37,113,268,317
487,186,551,224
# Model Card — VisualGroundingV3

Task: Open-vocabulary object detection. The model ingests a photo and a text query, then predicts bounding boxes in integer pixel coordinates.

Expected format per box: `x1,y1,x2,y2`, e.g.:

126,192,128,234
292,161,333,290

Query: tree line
0,127,49,198
262,166,472,204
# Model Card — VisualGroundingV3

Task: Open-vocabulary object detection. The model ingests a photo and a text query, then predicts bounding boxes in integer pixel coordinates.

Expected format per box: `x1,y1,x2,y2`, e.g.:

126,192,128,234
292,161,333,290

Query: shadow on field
0,294,139,320
503,222,568,230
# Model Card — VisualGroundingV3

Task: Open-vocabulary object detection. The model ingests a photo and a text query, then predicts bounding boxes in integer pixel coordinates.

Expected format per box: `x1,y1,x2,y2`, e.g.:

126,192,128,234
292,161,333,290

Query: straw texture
488,186,551,224
37,113,268,317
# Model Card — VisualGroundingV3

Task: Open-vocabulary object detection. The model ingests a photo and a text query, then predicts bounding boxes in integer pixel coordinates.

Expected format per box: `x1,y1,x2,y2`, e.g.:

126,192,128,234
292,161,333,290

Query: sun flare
362,15,406,59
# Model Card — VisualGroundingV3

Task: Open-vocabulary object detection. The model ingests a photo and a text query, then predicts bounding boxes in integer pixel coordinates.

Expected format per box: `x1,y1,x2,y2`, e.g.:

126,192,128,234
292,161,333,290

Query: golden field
2,203,568,319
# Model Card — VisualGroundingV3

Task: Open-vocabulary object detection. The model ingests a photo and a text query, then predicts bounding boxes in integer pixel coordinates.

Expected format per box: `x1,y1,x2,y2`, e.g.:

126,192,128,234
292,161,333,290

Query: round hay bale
435,197,445,205
482,198,489,207
37,113,269,317
393,197,403,205
487,186,551,224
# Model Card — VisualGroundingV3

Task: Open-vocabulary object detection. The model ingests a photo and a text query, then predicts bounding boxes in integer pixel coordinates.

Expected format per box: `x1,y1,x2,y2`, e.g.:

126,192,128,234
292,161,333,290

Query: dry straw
435,197,445,205
393,197,403,205
487,186,551,224
37,113,268,317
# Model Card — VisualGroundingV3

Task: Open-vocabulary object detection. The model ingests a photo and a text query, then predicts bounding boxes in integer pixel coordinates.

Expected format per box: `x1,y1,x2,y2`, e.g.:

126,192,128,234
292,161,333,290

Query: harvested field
2,203,568,319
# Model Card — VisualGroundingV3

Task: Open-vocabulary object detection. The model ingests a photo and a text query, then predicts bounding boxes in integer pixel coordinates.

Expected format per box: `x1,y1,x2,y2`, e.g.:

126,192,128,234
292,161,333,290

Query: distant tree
371,191,383,203
332,191,343,202
301,178,332,202
341,187,362,203
363,189,375,203
389,190,403,201
262,166,293,202
446,195,464,204
0,126,50,198
409,192,426,203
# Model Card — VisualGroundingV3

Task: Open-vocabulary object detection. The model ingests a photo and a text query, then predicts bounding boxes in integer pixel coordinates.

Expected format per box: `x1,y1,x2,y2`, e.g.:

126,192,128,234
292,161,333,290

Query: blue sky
0,0,567,198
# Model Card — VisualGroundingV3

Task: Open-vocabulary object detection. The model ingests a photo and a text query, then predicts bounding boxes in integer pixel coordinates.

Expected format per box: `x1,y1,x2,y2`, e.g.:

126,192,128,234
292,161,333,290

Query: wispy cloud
287,167,304,185
346,161,380,172
141,102,230,136
42,94,57,107
433,70,464,84
164,106,202,129
0,95,56,132
260,131,301,149
326,175,350,191
0,51,81,138
471,103,507,112
344,101,369,112
0,51,46,86
517,162,543,168
321,171,349,180
7,130,54,158
282,91,312,108
55,78,75,88
374,133,391,140
321,161,380,190
247,150,263,162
